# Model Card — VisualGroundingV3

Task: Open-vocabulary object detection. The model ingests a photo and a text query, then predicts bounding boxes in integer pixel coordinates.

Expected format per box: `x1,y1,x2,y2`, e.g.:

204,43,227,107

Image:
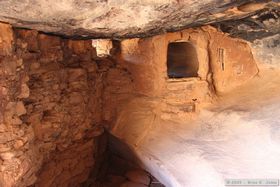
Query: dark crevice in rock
213,7,280,41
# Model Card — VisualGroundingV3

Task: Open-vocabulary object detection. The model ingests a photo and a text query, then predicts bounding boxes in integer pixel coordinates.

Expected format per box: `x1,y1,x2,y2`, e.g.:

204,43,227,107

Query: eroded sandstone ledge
0,0,279,38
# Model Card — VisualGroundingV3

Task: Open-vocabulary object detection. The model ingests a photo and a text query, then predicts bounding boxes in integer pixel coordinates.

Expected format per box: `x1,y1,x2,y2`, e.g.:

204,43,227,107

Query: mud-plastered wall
109,26,259,144
118,26,259,98
107,26,258,125
207,27,259,92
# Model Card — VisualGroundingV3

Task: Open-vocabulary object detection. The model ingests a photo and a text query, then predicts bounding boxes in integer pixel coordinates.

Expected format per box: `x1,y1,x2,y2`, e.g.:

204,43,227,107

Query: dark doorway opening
167,42,199,78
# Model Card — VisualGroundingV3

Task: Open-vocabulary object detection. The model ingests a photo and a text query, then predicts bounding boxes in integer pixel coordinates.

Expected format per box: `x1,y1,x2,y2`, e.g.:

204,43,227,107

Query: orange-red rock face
106,26,258,127
0,23,107,187
0,22,260,187
208,28,259,92
109,27,262,187
21,35,105,187
0,23,40,187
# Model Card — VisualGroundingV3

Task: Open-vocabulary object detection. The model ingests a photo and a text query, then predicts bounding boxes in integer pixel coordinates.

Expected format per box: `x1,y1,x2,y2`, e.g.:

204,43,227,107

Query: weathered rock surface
19,33,105,187
213,8,280,41
0,0,278,38
0,22,108,187
0,5,279,185
250,34,280,68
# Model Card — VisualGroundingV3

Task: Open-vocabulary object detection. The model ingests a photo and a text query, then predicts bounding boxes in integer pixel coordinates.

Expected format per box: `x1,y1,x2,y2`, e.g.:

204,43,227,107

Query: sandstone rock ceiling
0,0,279,39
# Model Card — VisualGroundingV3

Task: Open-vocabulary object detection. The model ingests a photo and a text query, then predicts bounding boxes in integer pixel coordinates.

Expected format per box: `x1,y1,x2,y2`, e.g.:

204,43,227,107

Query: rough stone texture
213,7,280,42
0,23,107,187
250,34,280,68
0,19,277,187
0,21,138,187
212,5,280,69
19,34,105,187
0,23,13,56
0,1,278,38
0,23,41,187
92,39,113,57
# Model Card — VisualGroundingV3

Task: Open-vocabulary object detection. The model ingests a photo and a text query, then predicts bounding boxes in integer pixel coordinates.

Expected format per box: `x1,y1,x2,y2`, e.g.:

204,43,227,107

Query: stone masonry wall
16,30,105,187
0,22,107,187
0,23,40,187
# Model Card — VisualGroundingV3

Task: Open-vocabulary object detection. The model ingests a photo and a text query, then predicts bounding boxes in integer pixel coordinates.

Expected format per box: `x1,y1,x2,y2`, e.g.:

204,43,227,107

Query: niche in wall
167,42,199,78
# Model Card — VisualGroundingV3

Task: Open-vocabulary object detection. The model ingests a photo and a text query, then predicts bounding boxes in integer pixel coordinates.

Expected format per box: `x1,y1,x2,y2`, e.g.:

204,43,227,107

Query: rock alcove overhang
0,1,279,187
0,0,279,39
